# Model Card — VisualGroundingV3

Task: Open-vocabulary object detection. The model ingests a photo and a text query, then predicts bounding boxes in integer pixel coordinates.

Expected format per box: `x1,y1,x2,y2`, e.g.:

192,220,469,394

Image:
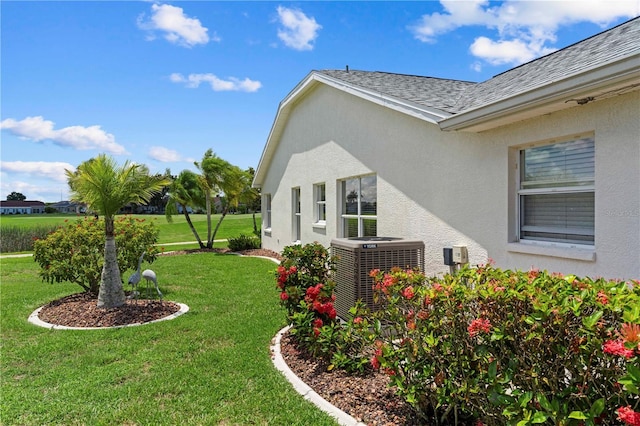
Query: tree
164,169,206,248
7,191,26,201
208,164,253,247
65,154,171,308
245,167,261,236
194,149,241,249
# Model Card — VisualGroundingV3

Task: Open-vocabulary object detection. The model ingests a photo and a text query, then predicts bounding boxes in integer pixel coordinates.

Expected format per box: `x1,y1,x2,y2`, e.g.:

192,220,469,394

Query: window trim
340,174,377,238
313,183,326,226
515,135,595,248
263,194,272,233
292,187,301,243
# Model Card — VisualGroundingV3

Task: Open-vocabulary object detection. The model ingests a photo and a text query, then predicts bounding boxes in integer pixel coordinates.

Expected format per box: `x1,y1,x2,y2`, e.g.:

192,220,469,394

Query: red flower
313,327,321,337
596,290,609,305
313,318,323,329
617,406,640,426
279,291,289,301
327,306,337,319
468,318,491,337
370,356,380,370
603,340,635,359
402,286,415,299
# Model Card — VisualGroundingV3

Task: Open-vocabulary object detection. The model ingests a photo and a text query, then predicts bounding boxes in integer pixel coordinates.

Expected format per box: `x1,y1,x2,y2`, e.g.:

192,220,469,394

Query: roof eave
439,53,640,132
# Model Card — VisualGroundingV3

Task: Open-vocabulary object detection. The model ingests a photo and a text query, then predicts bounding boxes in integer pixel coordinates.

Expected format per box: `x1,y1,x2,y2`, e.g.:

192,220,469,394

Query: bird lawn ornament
127,252,163,300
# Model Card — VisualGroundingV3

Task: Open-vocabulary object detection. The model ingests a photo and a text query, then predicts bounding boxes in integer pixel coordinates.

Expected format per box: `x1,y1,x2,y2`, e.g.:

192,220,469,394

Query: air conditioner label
362,244,378,249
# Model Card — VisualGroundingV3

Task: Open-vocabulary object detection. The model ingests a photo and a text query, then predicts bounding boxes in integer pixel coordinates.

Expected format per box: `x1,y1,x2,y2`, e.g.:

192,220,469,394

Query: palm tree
66,154,171,308
208,165,253,246
194,149,235,249
164,169,206,248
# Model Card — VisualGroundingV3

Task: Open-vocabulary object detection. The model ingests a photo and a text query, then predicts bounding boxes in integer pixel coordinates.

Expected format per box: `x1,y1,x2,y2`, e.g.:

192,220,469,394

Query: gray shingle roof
456,16,640,111
317,17,639,115
317,70,476,113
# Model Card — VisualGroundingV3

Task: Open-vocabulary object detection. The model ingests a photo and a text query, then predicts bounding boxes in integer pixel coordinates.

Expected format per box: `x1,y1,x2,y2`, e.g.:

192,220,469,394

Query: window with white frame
341,175,377,238
264,194,272,230
518,136,594,245
292,187,301,242
314,183,326,224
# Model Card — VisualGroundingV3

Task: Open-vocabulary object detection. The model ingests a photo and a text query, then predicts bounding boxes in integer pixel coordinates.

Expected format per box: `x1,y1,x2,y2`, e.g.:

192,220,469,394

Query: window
341,175,377,238
314,183,326,223
518,137,594,245
292,187,301,242
264,194,271,230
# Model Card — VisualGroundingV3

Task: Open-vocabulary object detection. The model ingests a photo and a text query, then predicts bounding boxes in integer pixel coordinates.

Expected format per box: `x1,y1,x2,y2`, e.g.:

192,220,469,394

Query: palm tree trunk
182,206,205,249
97,217,125,308
210,206,228,248
205,192,213,249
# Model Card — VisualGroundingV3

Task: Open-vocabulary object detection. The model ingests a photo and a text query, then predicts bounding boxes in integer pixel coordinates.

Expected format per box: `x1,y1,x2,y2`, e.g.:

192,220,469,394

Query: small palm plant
66,154,171,308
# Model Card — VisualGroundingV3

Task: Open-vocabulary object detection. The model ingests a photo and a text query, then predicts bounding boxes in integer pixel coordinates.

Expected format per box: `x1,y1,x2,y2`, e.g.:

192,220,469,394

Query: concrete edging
271,325,367,426
28,302,190,330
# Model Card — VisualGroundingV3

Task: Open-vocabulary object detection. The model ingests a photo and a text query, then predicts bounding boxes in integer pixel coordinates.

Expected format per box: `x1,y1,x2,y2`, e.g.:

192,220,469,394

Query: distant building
0,200,46,215
49,201,85,214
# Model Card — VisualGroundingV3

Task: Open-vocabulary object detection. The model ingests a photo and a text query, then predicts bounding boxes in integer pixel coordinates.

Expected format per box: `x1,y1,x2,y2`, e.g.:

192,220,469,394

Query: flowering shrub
276,243,338,355
368,264,639,425
276,242,337,319
33,216,160,294
276,243,375,373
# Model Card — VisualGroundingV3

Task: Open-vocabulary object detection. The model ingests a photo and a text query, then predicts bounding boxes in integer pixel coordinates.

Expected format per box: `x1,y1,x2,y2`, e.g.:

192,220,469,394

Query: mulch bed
37,292,180,328
279,332,420,426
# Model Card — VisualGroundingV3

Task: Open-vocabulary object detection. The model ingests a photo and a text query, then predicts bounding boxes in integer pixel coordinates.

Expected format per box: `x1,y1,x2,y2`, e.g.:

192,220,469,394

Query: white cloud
470,36,556,65
275,6,322,51
410,0,638,66
137,4,215,48
149,146,182,162
0,161,76,183
170,73,262,92
1,178,71,203
0,116,126,155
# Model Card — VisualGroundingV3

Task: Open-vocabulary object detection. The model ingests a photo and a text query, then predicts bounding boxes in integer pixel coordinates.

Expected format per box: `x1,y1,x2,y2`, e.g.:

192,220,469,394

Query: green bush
33,216,160,294
227,234,261,251
0,224,59,253
368,264,640,425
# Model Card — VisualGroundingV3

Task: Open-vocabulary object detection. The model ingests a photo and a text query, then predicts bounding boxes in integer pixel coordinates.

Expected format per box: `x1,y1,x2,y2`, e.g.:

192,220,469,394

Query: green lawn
0,213,261,253
0,254,337,425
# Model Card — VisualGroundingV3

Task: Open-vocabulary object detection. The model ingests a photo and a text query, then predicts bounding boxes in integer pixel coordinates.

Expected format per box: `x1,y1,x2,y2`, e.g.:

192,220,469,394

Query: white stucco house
253,18,640,280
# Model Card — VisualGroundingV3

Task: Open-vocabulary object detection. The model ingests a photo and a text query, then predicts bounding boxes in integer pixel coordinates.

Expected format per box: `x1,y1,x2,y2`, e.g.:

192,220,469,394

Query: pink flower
369,268,380,278
603,340,635,359
468,318,491,337
353,317,363,325
617,406,640,426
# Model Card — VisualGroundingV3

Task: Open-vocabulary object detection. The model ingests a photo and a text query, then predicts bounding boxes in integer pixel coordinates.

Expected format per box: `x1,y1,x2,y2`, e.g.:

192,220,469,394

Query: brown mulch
37,292,181,328
279,333,419,426
35,248,418,425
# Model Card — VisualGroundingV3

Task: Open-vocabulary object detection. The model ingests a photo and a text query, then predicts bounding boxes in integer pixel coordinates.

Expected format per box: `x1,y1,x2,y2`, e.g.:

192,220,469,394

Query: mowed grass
0,255,337,426
0,213,261,253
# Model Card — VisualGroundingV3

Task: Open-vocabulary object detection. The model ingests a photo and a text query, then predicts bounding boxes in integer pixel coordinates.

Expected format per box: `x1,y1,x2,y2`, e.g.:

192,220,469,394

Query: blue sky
2,1,638,202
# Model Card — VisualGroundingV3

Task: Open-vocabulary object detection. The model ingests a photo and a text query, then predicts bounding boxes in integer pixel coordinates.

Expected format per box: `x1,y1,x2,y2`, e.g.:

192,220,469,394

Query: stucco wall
260,84,639,280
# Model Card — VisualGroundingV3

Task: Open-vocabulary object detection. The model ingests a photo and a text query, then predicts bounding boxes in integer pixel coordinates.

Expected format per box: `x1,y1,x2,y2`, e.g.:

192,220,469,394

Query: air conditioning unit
331,237,425,319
